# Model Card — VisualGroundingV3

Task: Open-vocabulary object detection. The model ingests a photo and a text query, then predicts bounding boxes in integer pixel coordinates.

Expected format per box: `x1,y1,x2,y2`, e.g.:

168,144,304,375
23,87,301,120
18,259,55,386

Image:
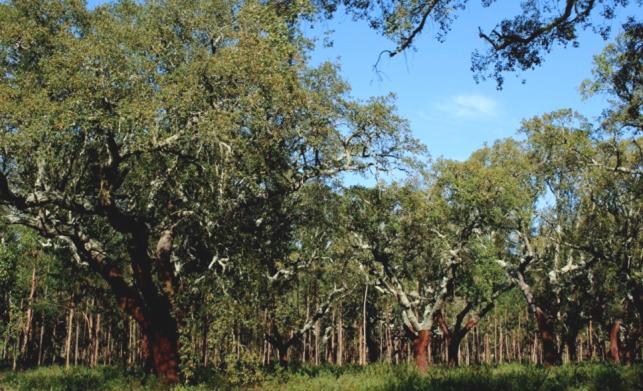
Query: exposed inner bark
609,321,622,363
412,329,430,373
143,324,180,384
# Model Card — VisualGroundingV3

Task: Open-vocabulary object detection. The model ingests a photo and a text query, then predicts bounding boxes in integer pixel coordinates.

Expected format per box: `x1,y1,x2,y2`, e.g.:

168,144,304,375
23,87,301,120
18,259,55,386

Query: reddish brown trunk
535,308,558,366
412,329,430,373
609,321,622,363
139,312,180,385
144,328,179,384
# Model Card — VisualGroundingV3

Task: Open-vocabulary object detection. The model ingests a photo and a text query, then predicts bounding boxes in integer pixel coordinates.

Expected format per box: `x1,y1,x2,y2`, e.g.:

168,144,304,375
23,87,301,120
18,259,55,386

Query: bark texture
412,329,430,373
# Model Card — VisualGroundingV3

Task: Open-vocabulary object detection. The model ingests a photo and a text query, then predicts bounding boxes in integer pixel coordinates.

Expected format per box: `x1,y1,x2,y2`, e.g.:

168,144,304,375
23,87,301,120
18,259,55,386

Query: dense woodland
0,0,641,388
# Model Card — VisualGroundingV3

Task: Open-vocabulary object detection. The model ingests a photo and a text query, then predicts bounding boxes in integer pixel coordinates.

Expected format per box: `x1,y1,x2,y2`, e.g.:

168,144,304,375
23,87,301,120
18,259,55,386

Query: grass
262,363,643,391
0,363,641,390
0,366,164,391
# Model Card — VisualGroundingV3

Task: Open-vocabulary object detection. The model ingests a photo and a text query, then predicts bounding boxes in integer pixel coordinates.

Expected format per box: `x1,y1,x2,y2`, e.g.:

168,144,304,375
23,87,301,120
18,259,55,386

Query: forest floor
0,363,641,390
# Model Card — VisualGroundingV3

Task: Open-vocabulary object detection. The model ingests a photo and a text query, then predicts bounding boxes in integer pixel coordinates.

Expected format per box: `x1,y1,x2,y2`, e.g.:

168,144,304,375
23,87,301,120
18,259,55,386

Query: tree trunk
564,331,578,363
337,304,344,366
278,345,289,366
412,329,430,373
535,308,559,366
265,332,291,367
65,301,74,369
447,333,463,367
20,265,37,365
92,313,101,367
609,321,622,363
142,320,180,384
623,330,639,364
366,328,380,363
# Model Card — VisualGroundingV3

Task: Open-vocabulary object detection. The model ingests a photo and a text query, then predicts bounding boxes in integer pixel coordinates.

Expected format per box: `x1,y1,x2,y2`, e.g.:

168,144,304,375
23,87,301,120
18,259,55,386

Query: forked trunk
412,329,430,373
265,333,291,367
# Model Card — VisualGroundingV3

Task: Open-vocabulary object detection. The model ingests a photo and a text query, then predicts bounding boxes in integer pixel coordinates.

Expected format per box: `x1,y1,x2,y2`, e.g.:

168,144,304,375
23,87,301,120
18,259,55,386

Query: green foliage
0,366,163,391
221,351,266,387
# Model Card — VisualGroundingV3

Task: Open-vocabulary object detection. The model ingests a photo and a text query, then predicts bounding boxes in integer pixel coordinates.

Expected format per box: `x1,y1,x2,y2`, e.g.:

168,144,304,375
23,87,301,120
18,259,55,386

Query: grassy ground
0,363,641,390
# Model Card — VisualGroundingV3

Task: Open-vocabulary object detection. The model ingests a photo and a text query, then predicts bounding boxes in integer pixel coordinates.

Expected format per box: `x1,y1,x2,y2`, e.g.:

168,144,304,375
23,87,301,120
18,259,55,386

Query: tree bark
535,308,559,366
93,313,101,367
65,301,74,369
609,321,622,363
337,305,344,366
563,330,579,363
142,321,180,384
447,333,464,367
277,344,289,366
20,264,37,365
265,332,292,367
412,329,430,373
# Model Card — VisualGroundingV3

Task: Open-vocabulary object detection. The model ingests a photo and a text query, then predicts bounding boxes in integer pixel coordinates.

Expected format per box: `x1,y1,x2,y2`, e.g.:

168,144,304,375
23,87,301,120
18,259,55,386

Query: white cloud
434,93,499,118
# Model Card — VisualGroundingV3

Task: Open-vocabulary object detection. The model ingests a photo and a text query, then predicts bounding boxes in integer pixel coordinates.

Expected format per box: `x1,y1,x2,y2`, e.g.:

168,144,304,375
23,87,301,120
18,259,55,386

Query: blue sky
305,2,642,161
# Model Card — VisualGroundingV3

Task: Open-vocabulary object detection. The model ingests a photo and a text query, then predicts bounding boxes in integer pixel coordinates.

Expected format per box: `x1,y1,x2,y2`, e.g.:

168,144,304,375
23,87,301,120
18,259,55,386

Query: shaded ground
0,363,641,390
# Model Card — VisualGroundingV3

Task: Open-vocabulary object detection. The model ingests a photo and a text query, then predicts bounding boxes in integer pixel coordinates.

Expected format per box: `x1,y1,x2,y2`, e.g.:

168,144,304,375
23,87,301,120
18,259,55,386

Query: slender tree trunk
337,304,343,366
588,320,594,360
65,301,74,369
74,314,79,366
105,325,111,365
201,314,209,366
36,323,45,367
412,329,430,373
22,266,37,357
361,284,368,365
465,333,470,365
93,313,101,367
493,314,498,364
314,320,320,365
385,307,392,364
609,321,622,363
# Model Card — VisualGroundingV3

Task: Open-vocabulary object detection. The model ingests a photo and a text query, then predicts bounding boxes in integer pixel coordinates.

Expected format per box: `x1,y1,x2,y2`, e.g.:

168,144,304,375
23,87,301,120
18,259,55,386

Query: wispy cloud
434,93,499,119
